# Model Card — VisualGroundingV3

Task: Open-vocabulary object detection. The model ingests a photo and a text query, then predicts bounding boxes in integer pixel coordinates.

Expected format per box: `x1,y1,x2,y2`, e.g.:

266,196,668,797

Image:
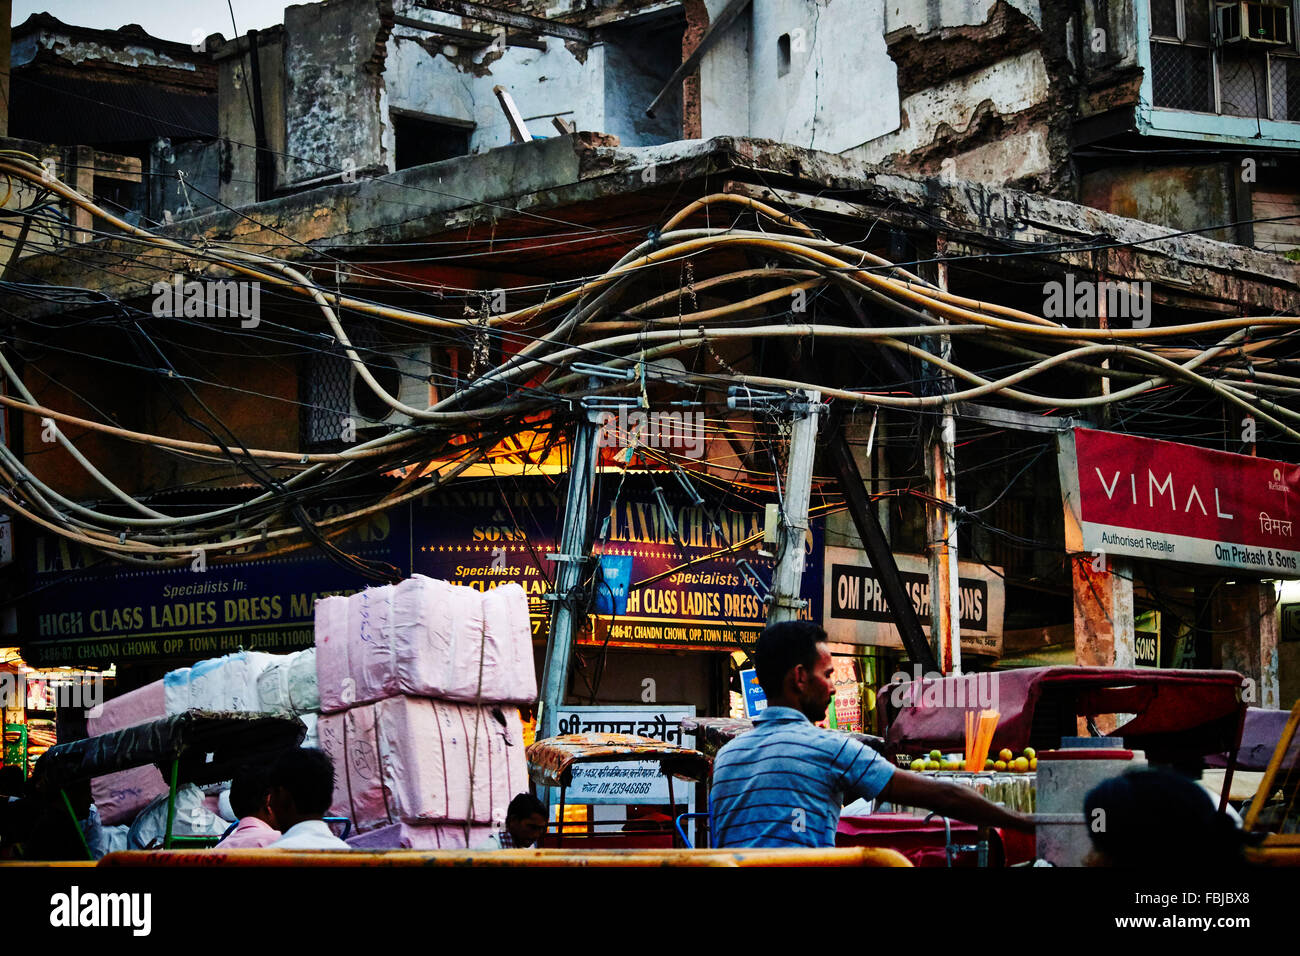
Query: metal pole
538,408,601,740
827,424,938,672
60,789,94,861
163,756,180,849
926,238,961,675
767,390,821,625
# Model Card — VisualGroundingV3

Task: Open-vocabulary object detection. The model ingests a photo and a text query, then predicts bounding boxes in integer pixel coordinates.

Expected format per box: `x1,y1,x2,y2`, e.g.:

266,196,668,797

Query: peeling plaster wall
747,0,897,152
846,48,1050,171
832,1,1082,192
698,0,900,152
385,1,683,154
284,0,395,184
884,0,1041,33
11,36,200,72
387,32,607,152
217,32,286,207
697,0,749,139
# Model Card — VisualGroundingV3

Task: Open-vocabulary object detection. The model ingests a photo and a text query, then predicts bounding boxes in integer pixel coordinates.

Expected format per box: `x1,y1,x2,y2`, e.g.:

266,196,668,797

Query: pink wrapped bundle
415,700,526,825
87,680,167,825
315,577,537,707
316,712,351,820
316,706,392,831
481,583,538,703
323,697,527,831
388,576,490,701
373,695,452,825
350,585,397,706
314,595,352,714
342,704,391,832
345,821,494,850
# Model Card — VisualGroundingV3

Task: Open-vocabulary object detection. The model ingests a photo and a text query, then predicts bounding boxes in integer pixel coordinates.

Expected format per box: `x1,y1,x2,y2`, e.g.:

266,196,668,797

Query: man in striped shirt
710,621,1033,849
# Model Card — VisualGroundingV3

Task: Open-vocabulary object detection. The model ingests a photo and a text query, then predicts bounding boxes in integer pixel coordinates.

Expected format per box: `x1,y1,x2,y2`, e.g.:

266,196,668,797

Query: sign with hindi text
552,705,695,804
1059,428,1300,577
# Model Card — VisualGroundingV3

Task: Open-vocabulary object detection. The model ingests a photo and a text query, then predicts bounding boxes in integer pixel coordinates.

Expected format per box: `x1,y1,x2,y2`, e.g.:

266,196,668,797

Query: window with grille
1149,0,1300,121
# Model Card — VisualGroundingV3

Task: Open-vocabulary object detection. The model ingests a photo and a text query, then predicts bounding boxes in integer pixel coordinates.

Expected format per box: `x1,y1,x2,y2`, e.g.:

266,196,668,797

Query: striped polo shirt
709,706,895,848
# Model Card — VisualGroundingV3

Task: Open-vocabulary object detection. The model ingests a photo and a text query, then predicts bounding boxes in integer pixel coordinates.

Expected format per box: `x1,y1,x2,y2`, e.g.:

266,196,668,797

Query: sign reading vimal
1059,428,1300,577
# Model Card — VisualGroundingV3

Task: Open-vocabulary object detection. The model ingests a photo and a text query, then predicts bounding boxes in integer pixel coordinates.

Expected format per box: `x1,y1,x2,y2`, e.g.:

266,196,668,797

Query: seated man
214,764,281,849
710,620,1034,848
267,748,350,850
476,793,547,849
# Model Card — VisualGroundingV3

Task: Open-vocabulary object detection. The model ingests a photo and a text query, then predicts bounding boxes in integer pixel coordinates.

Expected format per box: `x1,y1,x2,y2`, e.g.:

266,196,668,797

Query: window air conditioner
347,346,439,430
1217,1,1293,45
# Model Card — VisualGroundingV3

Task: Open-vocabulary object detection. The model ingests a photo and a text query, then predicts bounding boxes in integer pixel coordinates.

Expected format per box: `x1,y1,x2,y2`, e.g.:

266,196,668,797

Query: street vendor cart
885,665,1249,865
526,732,710,848
26,710,305,858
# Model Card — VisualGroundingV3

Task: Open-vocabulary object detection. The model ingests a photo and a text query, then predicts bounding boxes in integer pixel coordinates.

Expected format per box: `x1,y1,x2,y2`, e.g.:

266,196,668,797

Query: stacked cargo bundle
85,679,168,825
314,577,535,850
162,648,321,746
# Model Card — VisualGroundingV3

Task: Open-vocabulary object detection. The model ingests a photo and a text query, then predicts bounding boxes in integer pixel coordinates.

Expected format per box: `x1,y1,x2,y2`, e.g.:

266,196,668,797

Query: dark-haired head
268,748,336,831
229,763,274,822
505,792,547,847
753,620,834,722
1084,768,1247,868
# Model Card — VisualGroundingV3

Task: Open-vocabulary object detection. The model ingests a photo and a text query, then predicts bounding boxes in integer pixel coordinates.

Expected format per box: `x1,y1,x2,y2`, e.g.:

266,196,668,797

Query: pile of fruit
909,748,1037,772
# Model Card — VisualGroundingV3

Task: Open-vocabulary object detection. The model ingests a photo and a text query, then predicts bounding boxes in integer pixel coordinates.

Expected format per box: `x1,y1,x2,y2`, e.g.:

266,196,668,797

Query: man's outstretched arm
878,770,1035,832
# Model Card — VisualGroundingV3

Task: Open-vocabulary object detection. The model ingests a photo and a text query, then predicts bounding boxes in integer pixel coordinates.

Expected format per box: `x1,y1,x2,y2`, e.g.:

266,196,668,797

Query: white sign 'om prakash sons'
1259,512,1294,536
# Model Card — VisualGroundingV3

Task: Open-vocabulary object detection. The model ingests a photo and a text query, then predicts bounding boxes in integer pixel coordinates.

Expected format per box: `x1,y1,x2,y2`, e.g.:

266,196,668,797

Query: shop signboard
18,507,409,667
20,476,824,666
739,667,766,718
823,546,1005,657
411,476,822,651
1134,611,1161,668
1058,428,1300,577
552,704,696,804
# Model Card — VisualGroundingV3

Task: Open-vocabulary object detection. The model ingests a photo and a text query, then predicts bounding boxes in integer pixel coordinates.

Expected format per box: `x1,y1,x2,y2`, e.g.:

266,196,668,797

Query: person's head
1083,768,1246,868
267,748,336,831
229,763,275,824
504,792,547,847
753,620,834,721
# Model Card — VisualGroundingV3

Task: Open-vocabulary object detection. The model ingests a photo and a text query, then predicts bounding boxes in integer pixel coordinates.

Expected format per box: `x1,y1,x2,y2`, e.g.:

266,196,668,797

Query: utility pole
537,405,601,740
766,389,822,625
926,236,961,675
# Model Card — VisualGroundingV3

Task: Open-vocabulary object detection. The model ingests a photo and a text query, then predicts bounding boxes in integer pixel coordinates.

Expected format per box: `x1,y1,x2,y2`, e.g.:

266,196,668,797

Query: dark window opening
778,33,792,77
392,112,473,170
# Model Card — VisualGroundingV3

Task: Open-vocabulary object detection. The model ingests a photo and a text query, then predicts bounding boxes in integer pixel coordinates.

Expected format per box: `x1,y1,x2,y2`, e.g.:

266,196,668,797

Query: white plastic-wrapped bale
255,648,320,716
163,667,191,716
186,651,278,712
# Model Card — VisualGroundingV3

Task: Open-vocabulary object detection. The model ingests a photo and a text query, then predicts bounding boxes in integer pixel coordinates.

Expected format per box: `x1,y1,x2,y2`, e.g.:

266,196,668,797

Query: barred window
1149,0,1300,122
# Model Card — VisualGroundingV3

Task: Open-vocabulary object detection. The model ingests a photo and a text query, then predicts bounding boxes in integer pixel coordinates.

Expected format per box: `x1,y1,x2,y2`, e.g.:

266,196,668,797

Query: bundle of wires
1,149,1298,572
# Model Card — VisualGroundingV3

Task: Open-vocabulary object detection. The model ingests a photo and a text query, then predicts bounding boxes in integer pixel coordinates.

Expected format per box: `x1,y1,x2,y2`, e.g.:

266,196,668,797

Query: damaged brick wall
856,1,1081,198
681,0,708,140
284,0,396,185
